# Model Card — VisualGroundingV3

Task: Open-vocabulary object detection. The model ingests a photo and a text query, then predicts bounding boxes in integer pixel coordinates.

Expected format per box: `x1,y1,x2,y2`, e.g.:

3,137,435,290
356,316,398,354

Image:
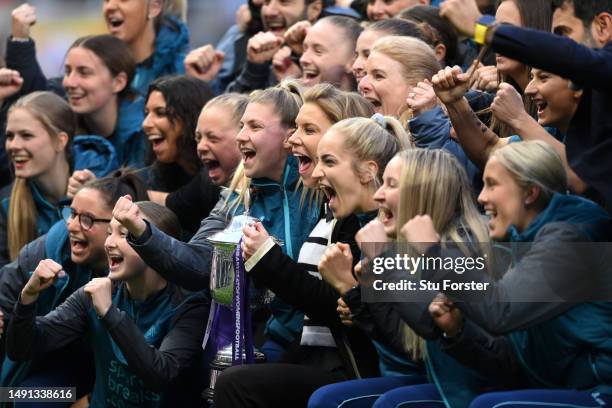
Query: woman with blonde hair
311,147,491,408
391,141,612,406
358,36,440,125
111,80,319,364
0,91,118,267
214,108,410,408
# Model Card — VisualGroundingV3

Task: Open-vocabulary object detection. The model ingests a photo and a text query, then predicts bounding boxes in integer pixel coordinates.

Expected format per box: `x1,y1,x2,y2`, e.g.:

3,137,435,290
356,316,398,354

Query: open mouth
148,134,165,150
294,154,313,175
107,17,124,30
366,97,382,111
320,183,338,208
265,19,285,34
535,100,548,116
108,254,124,270
70,236,89,255
203,158,220,171
241,147,257,166
202,158,221,179
379,207,394,226
302,69,320,84
11,155,30,168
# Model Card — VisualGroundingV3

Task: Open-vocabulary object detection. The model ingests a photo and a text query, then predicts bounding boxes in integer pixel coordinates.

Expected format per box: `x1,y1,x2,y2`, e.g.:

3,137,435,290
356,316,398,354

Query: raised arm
440,0,612,89
432,66,505,169
114,195,229,291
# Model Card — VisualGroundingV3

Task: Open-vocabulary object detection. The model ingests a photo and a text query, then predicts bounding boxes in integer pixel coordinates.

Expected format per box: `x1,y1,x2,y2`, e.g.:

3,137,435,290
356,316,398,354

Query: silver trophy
203,214,274,404
202,344,266,403
207,213,276,308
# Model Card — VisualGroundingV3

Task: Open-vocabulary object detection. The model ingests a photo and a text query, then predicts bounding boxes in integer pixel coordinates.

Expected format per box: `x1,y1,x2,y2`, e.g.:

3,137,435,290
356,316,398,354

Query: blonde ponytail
8,179,37,260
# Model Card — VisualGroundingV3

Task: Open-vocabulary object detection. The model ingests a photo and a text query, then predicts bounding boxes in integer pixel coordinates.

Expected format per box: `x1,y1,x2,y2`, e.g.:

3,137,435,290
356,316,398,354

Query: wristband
474,24,488,45
473,15,496,45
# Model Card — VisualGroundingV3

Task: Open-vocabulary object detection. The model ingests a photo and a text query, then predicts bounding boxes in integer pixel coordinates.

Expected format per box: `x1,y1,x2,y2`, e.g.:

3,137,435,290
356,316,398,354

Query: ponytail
7,180,37,261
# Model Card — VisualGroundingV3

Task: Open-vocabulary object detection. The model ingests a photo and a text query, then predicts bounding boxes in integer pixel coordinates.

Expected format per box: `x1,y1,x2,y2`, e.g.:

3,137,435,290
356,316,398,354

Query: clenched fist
470,64,499,92
11,3,37,39
491,82,528,130
400,215,440,254
432,66,470,106
184,45,225,82
67,169,96,199
355,219,388,260
21,259,66,305
84,277,113,317
319,243,355,295
0,69,24,102
429,294,464,337
112,195,147,239
283,21,311,55
247,32,282,65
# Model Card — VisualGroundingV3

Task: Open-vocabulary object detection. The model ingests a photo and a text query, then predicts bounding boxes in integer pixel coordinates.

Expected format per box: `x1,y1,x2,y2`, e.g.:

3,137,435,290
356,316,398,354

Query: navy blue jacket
491,25,612,207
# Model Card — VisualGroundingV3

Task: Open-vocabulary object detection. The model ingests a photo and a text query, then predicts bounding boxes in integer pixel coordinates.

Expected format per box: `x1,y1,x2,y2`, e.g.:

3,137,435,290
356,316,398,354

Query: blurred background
0,0,243,76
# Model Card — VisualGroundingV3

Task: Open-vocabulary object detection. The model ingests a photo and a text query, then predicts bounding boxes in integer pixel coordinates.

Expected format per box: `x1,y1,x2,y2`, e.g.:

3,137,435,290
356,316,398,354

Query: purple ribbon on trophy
232,237,254,365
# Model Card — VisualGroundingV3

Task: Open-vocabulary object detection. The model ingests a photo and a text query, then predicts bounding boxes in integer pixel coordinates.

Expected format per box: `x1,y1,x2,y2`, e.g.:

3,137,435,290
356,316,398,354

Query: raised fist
67,169,96,199
112,195,147,239
0,69,24,102
247,32,282,65
283,21,311,55
21,259,66,304
11,3,37,40
184,45,225,82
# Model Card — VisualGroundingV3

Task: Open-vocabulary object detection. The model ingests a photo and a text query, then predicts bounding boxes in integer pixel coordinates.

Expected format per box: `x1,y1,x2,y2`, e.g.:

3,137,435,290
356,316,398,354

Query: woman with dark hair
64,35,146,169
0,170,148,400
5,201,210,408
398,5,461,67
141,75,214,192
2,30,146,169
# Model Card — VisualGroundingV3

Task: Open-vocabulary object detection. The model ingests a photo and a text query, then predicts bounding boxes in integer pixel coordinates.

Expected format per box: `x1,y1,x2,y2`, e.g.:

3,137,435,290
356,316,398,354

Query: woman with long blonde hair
0,92,72,266
389,141,612,406
1,91,118,267
214,109,410,408
309,147,491,408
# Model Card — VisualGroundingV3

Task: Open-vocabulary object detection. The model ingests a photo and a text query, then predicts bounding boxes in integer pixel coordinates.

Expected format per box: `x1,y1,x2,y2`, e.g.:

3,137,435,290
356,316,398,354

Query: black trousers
213,363,346,408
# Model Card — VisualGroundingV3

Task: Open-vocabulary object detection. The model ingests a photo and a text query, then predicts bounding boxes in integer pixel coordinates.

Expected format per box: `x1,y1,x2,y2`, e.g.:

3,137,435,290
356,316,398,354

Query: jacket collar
508,192,611,242
250,155,300,190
